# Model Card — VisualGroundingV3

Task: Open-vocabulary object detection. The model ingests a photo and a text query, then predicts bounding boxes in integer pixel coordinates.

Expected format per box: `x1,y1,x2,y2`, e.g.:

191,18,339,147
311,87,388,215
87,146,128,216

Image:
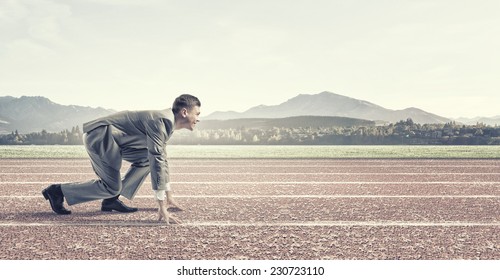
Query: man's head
172,94,201,131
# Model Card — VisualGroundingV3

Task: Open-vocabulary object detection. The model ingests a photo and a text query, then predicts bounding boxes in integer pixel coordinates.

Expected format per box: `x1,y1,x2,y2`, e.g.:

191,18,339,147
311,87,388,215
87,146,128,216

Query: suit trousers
61,125,150,205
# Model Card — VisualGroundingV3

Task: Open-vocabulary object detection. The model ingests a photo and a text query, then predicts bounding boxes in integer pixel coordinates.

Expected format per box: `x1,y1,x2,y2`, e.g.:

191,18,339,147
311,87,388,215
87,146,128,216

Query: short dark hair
172,94,201,115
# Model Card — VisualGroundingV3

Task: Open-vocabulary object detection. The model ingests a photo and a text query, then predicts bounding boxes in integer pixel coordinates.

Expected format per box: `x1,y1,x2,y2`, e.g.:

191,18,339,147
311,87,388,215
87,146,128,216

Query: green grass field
0,145,499,158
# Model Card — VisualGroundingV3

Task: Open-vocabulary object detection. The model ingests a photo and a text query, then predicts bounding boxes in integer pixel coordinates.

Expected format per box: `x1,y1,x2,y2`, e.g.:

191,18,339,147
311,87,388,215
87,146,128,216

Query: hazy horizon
1,0,499,118
1,92,499,120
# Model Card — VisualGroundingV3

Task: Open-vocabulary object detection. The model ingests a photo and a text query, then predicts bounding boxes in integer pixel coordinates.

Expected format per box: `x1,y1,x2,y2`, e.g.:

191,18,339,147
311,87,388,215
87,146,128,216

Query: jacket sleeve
145,118,171,191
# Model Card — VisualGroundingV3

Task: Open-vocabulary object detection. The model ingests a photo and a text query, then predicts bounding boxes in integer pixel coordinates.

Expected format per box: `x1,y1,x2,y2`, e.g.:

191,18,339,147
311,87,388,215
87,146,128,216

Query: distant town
1,119,499,145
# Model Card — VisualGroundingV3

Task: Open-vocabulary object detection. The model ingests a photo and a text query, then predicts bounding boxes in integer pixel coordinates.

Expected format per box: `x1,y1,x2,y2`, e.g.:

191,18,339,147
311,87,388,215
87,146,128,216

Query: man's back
83,109,175,135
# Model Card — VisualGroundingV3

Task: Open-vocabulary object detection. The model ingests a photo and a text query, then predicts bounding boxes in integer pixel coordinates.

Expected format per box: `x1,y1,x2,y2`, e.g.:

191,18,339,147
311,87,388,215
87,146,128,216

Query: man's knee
122,148,149,167
101,180,122,196
107,188,121,197
132,159,149,168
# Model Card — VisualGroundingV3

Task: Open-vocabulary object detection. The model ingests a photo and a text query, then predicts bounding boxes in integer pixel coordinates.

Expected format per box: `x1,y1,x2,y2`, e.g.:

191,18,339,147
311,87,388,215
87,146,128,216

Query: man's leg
119,147,183,211
120,147,150,200
61,126,123,206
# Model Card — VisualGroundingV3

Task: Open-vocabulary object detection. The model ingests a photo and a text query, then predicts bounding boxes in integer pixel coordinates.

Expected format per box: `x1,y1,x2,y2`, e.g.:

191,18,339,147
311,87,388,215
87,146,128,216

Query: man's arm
155,185,181,224
154,184,184,211
145,118,169,191
145,118,181,224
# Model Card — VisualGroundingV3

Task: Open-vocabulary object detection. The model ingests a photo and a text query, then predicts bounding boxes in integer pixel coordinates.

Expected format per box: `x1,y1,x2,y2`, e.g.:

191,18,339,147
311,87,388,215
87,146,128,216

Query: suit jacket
83,109,175,191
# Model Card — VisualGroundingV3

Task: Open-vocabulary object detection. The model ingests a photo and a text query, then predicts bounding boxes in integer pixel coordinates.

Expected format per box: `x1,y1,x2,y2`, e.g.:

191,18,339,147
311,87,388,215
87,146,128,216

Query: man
42,94,201,224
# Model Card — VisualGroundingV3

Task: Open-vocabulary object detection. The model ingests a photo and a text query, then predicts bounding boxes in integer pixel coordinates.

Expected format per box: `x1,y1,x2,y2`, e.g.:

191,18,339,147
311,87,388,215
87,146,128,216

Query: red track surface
0,159,499,259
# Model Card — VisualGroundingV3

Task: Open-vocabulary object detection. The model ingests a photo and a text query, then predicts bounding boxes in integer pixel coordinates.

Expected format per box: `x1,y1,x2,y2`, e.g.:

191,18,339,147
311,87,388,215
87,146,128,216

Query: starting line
1,195,499,199
1,221,499,227
2,172,500,175
2,181,500,184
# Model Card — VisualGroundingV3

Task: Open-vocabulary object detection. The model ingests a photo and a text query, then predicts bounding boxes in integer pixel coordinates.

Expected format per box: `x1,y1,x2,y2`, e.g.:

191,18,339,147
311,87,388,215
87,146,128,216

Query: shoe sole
101,207,138,213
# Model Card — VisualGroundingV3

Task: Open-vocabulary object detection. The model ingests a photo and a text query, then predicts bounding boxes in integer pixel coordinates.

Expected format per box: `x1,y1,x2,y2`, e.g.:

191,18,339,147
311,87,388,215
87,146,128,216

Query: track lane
0,158,498,259
0,197,498,223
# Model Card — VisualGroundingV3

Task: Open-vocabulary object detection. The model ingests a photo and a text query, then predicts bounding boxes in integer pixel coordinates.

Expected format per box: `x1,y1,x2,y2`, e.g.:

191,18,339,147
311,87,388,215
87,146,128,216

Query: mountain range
0,96,114,134
206,91,451,124
454,116,500,126
0,92,498,134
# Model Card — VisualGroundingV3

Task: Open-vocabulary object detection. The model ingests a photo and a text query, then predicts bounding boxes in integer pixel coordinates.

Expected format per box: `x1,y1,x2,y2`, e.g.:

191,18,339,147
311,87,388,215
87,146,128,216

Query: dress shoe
101,196,138,213
42,184,72,215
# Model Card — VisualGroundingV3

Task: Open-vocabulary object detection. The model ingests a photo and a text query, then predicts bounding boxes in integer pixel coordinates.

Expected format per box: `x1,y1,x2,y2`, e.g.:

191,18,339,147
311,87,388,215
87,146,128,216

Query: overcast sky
1,0,499,118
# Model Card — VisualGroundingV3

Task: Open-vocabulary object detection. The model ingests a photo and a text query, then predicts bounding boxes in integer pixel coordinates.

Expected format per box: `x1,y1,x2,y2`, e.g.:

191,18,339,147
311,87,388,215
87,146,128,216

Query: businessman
42,94,201,224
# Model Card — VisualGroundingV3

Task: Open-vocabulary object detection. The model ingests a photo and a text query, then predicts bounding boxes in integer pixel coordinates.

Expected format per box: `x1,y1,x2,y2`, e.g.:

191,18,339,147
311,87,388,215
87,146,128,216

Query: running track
0,158,498,259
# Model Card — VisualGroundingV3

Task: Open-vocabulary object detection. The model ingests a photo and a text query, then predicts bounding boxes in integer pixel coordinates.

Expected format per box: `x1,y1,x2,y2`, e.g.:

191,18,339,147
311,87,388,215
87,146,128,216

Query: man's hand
167,191,184,211
157,199,181,224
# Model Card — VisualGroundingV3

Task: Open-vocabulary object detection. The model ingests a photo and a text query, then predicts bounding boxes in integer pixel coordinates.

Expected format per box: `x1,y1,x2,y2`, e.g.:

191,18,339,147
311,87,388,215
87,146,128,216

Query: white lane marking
2,181,500,185
2,195,500,199
0,221,499,227
171,195,500,198
2,172,500,175
1,165,498,168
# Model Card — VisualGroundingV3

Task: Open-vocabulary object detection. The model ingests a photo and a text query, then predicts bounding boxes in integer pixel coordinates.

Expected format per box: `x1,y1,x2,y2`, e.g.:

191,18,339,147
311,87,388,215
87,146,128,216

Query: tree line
1,119,499,145
169,119,500,145
0,126,83,145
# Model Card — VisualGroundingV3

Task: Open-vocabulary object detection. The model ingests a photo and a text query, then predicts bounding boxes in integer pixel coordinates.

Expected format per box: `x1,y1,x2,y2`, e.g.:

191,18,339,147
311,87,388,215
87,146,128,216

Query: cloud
0,0,77,85
0,0,72,52
0,0,26,23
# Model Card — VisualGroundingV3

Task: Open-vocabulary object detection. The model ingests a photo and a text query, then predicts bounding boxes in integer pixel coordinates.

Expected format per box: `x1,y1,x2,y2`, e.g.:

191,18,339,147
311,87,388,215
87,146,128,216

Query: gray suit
61,109,175,205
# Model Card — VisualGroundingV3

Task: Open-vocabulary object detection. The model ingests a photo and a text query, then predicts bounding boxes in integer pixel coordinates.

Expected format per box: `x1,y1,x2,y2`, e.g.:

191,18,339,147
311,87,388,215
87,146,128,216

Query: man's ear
181,108,188,117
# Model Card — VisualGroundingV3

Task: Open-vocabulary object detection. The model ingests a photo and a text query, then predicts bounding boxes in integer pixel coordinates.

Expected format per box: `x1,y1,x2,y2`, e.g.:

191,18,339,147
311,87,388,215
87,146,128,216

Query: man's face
183,106,201,131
